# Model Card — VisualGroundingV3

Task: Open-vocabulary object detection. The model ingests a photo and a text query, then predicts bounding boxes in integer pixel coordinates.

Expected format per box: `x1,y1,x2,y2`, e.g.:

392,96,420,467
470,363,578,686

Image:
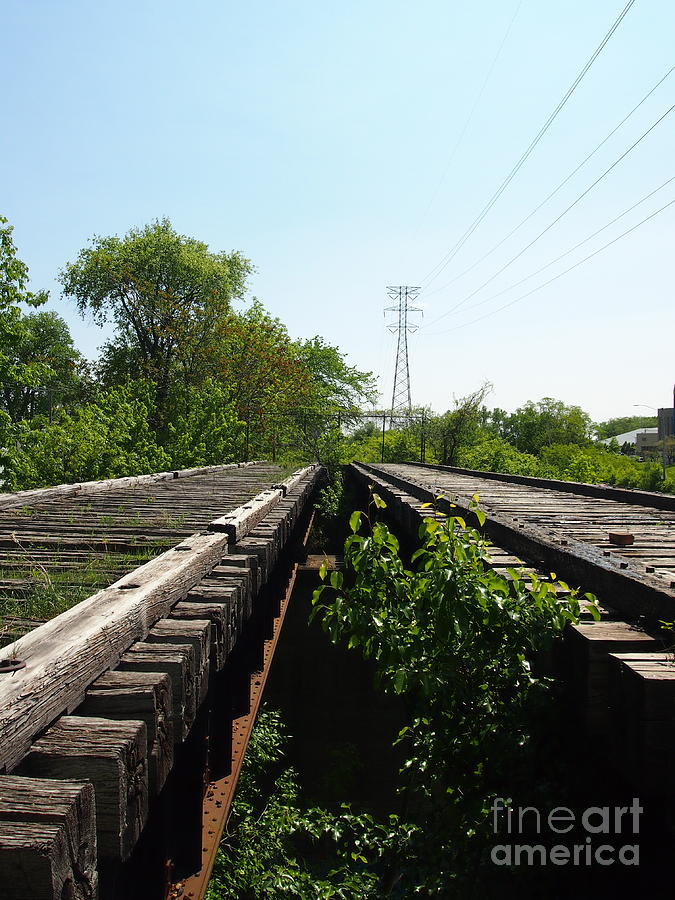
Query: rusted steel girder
167,510,314,900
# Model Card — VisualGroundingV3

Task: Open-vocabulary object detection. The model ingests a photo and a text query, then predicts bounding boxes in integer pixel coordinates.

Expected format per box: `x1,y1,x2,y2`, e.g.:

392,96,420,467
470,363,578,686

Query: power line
421,65,674,302
419,0,637,288
416,0,525,225
423,194,675,336
421,100,675,328
429,174,675,319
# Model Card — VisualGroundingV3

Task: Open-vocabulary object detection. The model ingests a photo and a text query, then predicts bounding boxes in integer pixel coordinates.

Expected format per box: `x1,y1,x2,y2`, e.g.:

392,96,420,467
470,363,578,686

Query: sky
2,0,674,423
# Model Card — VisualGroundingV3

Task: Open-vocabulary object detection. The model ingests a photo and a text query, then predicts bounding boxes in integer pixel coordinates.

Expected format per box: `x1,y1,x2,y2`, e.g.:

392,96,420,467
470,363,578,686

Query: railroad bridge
0,460,675,898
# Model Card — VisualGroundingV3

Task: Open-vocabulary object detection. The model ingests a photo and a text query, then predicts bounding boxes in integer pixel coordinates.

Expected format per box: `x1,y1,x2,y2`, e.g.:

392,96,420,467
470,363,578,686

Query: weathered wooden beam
119,643,196,741
209,489,283,541
564,622,660,738
76,670,173,796
171,600,231,671
0,775,97,900
207,465,318,542
147,619,211,705
0,530,229,772
20,716,148,863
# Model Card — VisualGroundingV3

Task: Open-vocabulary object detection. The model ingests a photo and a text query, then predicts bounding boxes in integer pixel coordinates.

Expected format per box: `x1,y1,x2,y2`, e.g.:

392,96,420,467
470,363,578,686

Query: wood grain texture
20,716,147,863
76,671,173,795
0,775,97,900
0,531,228,772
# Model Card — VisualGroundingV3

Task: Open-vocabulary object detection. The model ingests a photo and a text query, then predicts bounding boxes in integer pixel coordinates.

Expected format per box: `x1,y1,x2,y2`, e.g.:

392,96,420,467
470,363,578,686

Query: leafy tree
208,709,414,899
162,378,243,467
295,336,377,415
6,382,169,489
60,218,252,417
427,383,492,465
216,301,312,424
0,217,54,419
1,311,88,420
459,436,544,476
500,398,593,455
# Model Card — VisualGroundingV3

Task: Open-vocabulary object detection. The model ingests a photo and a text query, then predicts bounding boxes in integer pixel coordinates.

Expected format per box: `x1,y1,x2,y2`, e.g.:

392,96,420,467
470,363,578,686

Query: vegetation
0,216,375,489
211,495,595,896
207,709,415,899
311,495,595,894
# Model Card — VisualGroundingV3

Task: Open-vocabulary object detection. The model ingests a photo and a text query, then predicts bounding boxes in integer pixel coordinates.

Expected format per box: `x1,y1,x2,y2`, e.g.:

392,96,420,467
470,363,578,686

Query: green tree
1,311,88,420
60,218,252,418
313,497,595,894
427,383,492,465
6,382,169,489
501,398,593,455
0,216,53,401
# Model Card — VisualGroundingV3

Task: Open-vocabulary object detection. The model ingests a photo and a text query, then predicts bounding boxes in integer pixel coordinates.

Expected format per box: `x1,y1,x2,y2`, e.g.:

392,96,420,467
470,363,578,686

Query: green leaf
393,669,408,693
330,570,343,590
319,561,327,581
372,492,387,509
349,510,361,533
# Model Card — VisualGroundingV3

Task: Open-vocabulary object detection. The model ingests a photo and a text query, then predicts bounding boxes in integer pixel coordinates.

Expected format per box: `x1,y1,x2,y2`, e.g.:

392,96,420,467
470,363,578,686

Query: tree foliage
498,398,593,455
0,216,53,400
595,415,656,440
6,383,170,489
311,495,595,894
427,384,492,465
60,219,252,415
1,311,88,420
207,709,415,899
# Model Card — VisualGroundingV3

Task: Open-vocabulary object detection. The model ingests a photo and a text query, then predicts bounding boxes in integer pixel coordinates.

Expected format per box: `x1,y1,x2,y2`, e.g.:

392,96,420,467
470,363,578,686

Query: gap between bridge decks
0,465,318,774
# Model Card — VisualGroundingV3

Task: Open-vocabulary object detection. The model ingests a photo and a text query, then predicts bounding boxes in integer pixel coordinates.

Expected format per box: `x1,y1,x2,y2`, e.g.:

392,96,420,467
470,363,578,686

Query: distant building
658,407,675,441
599,428,657,453
636,428,659,457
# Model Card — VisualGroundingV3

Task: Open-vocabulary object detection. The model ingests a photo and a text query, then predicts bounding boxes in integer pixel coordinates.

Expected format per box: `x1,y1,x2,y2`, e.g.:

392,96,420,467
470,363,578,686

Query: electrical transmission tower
385,286,421,424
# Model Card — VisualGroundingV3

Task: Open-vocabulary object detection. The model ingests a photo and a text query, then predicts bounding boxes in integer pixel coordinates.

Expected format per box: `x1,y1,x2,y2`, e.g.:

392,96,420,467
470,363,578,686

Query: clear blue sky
3,0,674,421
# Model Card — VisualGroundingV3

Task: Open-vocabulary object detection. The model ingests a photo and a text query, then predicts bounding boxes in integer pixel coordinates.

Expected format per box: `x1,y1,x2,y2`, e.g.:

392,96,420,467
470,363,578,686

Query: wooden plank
20,716,148,863
171,601,230,671
0,530,229,772
0,775,97,900
609,652,675,796
119,643,196,741
0,821,89,900
0,461,263,512
565,622,660,738
76,670,173,796
207,465,318,542
209,489,283,541
147,619,211,705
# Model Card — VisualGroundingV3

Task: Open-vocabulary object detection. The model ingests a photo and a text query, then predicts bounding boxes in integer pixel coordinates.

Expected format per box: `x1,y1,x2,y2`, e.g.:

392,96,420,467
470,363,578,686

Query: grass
0,544,174,648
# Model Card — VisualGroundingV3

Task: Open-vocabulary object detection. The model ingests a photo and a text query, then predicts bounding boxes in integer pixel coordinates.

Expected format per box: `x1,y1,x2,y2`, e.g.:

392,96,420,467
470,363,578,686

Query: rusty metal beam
167,510,314,900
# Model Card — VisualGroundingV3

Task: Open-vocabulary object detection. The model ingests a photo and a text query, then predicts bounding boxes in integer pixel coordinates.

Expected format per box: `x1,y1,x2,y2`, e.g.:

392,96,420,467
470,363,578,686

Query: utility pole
385,286,421,426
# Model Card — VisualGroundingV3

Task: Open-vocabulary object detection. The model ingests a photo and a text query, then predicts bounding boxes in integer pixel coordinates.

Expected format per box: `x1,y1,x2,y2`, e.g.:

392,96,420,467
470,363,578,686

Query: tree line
1,213,667,492
0,216,376,489
342,386,670,493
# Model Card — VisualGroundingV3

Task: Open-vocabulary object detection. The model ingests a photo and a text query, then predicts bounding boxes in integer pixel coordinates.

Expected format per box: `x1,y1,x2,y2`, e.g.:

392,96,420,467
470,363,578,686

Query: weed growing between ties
0,544,173,646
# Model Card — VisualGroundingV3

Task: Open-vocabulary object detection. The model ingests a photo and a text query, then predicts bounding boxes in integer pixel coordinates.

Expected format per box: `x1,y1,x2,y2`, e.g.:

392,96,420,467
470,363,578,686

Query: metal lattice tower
385,286,421,424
